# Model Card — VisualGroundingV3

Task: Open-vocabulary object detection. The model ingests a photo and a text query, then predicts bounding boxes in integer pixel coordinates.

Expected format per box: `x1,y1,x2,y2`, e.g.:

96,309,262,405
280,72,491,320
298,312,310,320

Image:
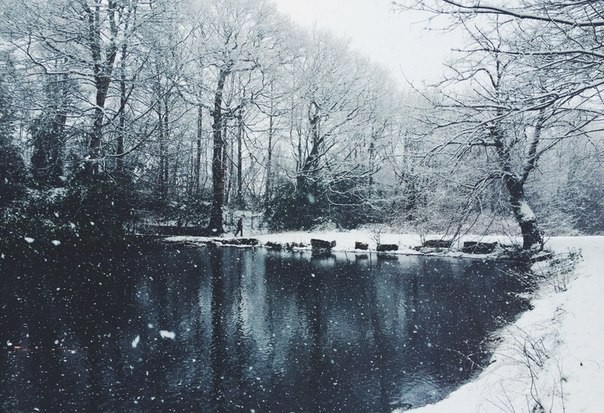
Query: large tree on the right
397,0,604,251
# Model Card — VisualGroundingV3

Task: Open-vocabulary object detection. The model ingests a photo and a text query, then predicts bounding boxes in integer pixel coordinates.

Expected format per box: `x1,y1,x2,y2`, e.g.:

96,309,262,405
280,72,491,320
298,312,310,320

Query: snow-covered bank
167,229,422,251
166,229,521,258
400,236,604,413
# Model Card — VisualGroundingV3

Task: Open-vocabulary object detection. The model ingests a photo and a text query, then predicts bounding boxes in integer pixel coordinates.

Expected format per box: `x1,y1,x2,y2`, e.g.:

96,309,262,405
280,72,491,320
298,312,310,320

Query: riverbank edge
401,236,604,413
163,230,536,262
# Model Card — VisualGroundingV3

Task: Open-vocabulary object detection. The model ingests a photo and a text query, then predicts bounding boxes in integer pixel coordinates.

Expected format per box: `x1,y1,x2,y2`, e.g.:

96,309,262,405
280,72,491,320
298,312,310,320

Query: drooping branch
396,0,604,28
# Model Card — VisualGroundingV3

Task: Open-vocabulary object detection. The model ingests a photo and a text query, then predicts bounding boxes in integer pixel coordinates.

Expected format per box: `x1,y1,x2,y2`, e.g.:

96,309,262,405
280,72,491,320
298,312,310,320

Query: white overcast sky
272,0,458,87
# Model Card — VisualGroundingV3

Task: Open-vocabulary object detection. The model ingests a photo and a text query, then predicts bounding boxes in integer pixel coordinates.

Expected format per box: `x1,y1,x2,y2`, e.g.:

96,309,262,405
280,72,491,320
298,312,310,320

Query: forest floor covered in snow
166,231,604,413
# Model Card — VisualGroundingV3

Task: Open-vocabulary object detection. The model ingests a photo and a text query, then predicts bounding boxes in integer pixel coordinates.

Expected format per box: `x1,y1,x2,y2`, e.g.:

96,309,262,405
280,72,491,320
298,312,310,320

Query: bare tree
185,0,288,233
1,0,181,176
395,0,604,250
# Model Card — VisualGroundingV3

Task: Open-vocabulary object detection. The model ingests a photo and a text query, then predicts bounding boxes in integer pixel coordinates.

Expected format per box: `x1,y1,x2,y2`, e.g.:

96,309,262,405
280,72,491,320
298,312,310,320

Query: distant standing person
235,217,243,237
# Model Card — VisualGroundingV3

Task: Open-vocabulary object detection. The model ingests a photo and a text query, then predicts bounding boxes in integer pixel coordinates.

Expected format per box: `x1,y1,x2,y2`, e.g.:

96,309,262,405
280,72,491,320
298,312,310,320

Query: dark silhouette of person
235,217,243,237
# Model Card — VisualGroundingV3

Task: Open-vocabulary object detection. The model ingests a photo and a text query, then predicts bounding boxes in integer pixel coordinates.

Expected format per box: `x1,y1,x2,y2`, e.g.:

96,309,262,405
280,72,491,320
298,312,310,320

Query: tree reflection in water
0,247,529,412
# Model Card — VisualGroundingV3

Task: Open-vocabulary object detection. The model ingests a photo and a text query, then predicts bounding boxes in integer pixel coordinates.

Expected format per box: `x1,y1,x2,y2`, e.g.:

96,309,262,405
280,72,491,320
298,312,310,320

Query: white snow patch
51,240,61,246
24,237,35,244
519,201,536,221
159,330,176,340
132,335,140,348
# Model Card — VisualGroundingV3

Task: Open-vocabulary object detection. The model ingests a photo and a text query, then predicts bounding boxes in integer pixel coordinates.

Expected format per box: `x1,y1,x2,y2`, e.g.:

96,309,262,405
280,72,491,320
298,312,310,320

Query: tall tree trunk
223,118,230,208
173,128,181,194
50,112,67,184
85,1,119,176
208,67,230,234
236,107,244,209
158,105,166,199
265,111,274,207
297,100,321,190
89,84,108,175
116,1,134,174
163,95,170,189
117,43,127,173
368,141,375,187
195,105,203,195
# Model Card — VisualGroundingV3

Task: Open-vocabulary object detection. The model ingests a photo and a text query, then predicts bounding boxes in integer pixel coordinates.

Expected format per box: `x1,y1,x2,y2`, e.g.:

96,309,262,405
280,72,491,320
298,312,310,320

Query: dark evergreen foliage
0,143,27,208
0,188,72,256
61,170,138,247
265,179,329,230
265,177,384,230
0,168,141,261
30,115,65,188
0,78,27,208
326,177,384,229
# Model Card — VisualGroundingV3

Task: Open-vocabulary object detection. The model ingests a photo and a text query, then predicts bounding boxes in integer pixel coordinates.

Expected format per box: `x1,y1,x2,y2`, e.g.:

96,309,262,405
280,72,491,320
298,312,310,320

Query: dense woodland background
0,0,602,256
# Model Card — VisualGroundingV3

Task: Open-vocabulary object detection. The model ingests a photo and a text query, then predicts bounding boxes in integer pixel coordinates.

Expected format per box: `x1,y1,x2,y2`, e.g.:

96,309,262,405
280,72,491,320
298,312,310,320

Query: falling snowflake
159,330,176,340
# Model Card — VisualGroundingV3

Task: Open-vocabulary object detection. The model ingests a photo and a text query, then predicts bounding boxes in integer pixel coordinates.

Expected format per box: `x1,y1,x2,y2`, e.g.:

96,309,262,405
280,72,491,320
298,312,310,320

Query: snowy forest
2,2,604,412
1,0,603,257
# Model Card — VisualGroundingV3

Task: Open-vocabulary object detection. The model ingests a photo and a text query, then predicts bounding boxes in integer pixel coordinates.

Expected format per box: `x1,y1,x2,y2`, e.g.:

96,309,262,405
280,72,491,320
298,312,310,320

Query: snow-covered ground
166,230,604,412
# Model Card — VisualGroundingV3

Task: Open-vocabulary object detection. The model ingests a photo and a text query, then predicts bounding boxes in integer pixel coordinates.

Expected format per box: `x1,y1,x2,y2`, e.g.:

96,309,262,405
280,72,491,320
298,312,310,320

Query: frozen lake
0,245,529,412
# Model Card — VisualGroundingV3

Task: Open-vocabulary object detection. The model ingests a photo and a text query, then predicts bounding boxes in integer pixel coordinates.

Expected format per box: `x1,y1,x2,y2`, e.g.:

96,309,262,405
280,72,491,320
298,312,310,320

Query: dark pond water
0,246,529,413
